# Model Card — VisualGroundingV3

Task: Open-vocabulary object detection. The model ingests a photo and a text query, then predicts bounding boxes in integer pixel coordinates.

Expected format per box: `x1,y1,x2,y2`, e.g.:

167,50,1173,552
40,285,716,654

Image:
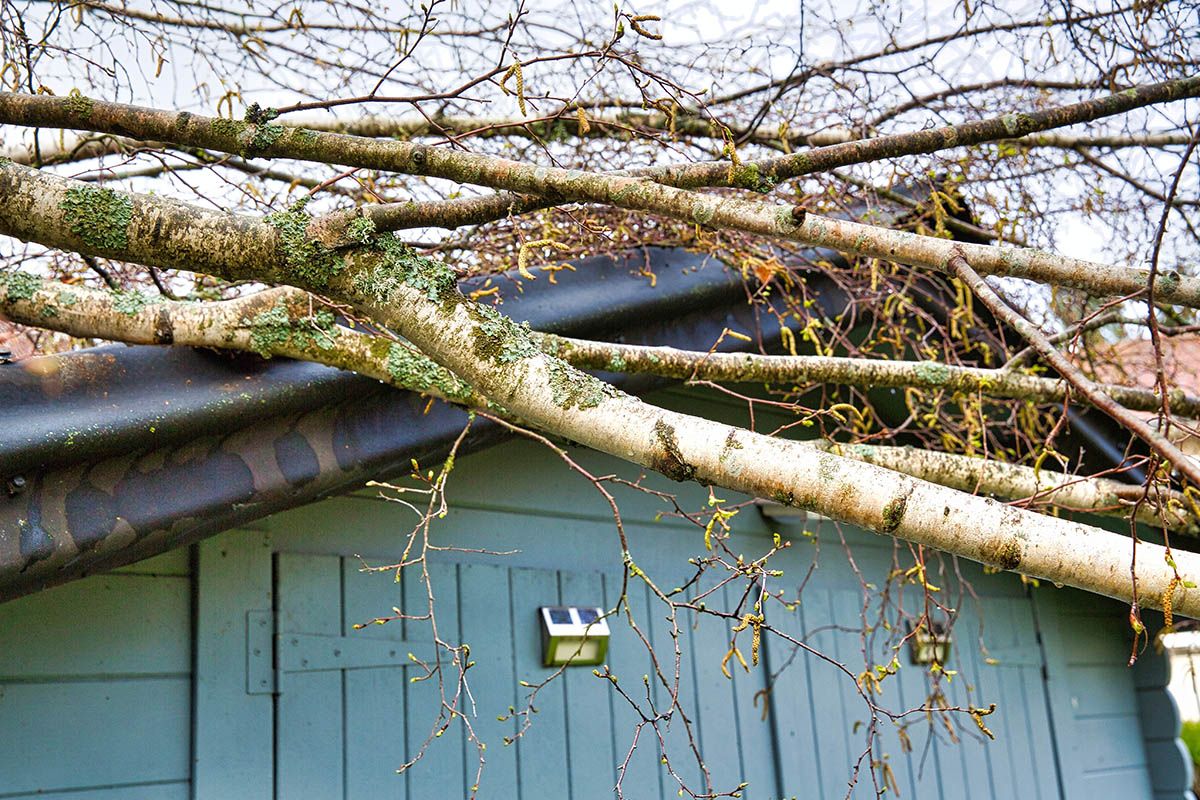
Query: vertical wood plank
725,584,778,800
927,596,988,800
764,591,823,795
878,599,931,800
193,530,274,800
510,566,570,798
1035,590,1152,800
275,552,345,799
561,569,619,800
803,590,861,797
612,573,673,798
690,582,746,797
648,575,700,796
458,562,520,797
341,561,409,800
403,561,466,800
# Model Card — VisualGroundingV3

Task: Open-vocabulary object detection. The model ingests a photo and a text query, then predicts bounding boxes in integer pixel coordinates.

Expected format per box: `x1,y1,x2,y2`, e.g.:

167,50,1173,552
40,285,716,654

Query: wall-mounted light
909,620,952,665
539,606,610,666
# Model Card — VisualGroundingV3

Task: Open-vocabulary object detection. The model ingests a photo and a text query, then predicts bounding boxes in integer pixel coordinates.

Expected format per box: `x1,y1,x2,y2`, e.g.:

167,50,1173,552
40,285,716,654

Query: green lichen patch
607,353,627,372
350,234,458,306
248,303,292,357
469,303,541,364
346,216,377,245
385,342,473,402
1,270,42,301
244,103,279,124
266,199,345,289
210,117,249,140
55,290,78,307
112,290,151,315
547,360,618,410
58,186,133,250
879,487,913,533
1157,270,1182,292
913,361,952,386
534,335,568,359
728,162,776,193
249,301,336,357
64,94,94,118
249,123,284,152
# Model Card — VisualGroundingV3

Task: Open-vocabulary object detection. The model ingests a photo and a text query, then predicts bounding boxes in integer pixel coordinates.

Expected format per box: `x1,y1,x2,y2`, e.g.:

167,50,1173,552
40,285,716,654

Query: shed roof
0,247,853,600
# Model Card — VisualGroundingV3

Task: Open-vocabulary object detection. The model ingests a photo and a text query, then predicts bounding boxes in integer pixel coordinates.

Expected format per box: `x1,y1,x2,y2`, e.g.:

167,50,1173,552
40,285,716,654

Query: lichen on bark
112,290,151,315
469,303,541,364
350,232,459,305
210,117,249,140
546,360,618,409
879,486,913,532
64,94,93,118
249,123,284,152
265,199,345,289
248,301,336,357
385,341,473,401
651,419,697,482
1,270,42,301
58,186,133,249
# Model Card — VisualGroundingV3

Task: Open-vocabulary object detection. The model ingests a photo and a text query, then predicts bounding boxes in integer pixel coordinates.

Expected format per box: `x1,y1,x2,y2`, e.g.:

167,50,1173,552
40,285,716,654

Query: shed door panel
270,554,780,799
1033,591,1155,800
765,588,1063,798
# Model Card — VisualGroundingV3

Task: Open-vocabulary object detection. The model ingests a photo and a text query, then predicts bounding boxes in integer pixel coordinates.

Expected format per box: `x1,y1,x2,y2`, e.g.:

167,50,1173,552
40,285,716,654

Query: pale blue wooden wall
0,386,1189,798
0,550,192,798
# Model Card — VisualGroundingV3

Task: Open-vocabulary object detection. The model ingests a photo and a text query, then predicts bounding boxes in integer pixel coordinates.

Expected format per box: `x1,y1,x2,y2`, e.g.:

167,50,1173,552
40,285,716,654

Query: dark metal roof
0,247,847,601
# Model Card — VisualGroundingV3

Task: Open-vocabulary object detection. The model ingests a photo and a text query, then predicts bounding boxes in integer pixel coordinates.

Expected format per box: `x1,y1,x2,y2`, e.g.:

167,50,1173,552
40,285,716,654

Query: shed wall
0,550,192,798
0,387,1186,798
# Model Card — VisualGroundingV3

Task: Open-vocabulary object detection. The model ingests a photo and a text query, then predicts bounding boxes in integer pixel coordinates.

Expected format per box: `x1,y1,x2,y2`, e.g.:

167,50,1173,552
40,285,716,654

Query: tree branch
5,274,1194,533
946,249,1200,489
2,163,1199,617
535,333,1200,419
7,97,1199,311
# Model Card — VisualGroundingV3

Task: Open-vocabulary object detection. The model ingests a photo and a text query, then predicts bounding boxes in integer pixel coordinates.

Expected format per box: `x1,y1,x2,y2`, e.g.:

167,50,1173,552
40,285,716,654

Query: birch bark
2,160,1197,617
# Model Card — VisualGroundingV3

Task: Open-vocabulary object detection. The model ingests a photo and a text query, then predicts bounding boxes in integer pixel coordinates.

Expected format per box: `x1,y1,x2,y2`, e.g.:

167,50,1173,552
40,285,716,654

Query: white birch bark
5,275,1192,532
2,160,1198,618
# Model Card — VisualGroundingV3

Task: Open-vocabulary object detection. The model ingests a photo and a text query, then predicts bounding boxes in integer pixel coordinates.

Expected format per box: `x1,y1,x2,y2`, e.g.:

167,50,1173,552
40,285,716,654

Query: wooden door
196,535,1075,799
765,588,1064,798
268,553,779,799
